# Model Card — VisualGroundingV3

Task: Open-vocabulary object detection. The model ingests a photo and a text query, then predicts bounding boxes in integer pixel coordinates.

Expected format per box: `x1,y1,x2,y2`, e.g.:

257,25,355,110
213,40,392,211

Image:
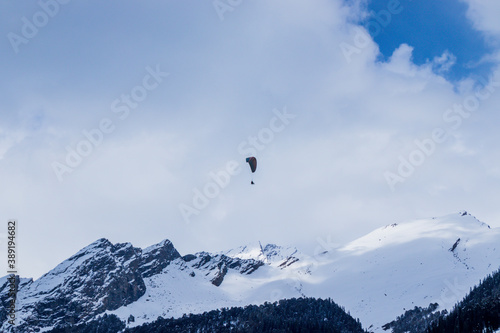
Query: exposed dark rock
139,240,181,278
449,238,461,252
181,254,197,262
189,252,265,286
211,264,228,287
0,238,272,332
240,261,265,274
278,256,300,269
3,239,147,332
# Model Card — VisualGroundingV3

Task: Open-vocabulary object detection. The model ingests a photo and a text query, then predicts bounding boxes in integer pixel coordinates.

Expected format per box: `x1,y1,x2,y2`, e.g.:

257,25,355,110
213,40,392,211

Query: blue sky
0,0,500,279
365,0,495,81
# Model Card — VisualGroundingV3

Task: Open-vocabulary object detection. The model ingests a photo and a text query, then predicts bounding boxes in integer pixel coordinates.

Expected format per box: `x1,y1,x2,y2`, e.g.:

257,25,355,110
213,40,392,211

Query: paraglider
245,157,257,184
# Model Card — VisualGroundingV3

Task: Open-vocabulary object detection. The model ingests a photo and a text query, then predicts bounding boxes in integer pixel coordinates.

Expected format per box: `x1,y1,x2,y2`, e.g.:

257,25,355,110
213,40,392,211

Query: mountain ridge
1,211,499,332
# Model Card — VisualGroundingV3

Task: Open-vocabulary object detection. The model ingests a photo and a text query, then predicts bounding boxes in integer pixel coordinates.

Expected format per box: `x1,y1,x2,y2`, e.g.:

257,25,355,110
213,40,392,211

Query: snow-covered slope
107,242,305,328
303,211,500,331
1,211,499,332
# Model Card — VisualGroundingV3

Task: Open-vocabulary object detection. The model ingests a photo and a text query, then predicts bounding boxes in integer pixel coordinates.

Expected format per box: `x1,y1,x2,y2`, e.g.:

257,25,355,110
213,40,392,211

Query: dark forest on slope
427,268,500,333
382,267,500,333
47,297,366,333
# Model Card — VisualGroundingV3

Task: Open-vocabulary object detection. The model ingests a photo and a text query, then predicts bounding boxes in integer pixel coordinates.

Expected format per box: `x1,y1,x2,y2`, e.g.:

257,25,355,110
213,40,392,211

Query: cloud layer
0,0,499,279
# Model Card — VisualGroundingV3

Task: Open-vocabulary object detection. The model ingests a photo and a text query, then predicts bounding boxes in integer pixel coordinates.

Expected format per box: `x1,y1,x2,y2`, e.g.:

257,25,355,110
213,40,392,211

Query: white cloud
431,50,457,74
1,0,500,279
461,0,500,37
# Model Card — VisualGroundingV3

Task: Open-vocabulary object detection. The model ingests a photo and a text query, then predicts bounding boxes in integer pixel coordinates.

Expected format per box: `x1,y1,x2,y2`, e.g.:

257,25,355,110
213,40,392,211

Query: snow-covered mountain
305,211,500,331
1,211,499,332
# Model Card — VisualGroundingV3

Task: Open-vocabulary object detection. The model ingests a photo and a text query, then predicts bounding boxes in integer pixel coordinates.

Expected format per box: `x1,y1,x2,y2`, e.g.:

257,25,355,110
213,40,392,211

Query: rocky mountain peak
139,239,181,278
4,212,498,333
2,239,148,332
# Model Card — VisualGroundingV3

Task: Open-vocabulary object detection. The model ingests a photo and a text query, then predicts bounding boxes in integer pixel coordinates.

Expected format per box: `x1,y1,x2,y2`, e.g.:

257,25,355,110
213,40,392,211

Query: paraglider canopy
245,157,257,185
246,157,257,173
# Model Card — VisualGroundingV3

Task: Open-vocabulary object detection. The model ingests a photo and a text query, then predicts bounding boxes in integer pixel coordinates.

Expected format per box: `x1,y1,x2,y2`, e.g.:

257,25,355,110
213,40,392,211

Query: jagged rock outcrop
138,239,181,278
188,252,264,286
0,238,272,332
3,211,497,333
4,239,147,332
